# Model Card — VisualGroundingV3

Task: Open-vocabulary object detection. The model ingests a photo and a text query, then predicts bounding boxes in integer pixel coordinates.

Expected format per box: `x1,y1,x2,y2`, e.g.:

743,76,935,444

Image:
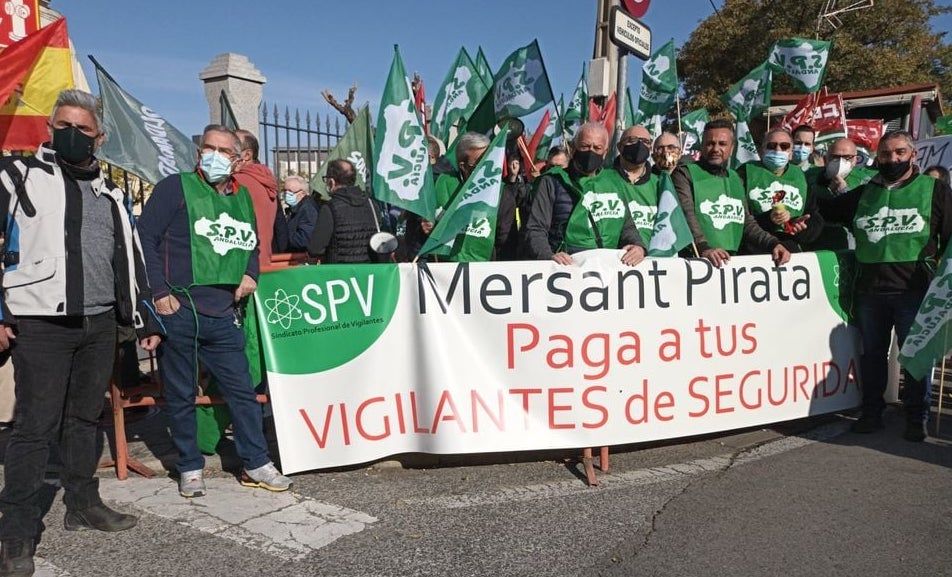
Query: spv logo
628,200,658,231
194,212,256,255
855,206,925,243
699,194,745,229
749,182,803,213
257,265,401,374
582,191,625,222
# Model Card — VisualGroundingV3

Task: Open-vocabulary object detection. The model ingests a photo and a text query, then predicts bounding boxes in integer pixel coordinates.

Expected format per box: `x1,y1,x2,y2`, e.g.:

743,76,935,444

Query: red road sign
621,0,650,18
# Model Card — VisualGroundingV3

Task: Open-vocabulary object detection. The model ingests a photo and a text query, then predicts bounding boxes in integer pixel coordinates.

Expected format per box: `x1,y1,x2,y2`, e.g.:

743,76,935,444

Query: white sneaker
240,462,292,492
178,470,206,498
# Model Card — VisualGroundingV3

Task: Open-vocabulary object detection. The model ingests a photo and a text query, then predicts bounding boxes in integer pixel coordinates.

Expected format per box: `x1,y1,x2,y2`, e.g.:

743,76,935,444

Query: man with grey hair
822,130,952,441
282,174,319,252
0,89,162,575
138,124,292,500
523,122,646,265
427,131,494,261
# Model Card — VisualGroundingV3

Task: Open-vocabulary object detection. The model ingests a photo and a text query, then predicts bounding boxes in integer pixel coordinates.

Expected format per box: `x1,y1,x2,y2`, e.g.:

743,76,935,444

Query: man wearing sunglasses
822,130,952,442
737,128,823,252
673,118,790,268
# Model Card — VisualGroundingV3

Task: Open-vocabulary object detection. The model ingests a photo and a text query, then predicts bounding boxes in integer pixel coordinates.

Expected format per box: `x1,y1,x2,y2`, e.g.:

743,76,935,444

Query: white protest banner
253,251,861,473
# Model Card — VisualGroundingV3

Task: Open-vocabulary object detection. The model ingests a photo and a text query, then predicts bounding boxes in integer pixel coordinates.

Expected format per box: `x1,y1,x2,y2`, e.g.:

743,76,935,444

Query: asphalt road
4,406,950,577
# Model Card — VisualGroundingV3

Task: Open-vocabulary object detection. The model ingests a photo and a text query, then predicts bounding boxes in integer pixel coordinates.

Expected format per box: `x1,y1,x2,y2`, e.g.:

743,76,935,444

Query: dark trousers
0,311,117,539
157,307,270,474
855,291,932,422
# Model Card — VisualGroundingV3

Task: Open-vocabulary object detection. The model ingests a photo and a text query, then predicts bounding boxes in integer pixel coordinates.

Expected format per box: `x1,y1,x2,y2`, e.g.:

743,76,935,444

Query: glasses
829,153,855,161
765,142,792,151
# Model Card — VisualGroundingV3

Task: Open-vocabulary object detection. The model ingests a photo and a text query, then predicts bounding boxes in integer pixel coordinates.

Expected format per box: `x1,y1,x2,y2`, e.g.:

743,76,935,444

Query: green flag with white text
768,38,831,93
493,40,554,119
647,172,692,257
722,61,773,121
419,126,508,260
900,241,952,380
733,119,760,168
371,46,437,220
310,106,373,200
635,40,679,139
93,59,195,185
430,48,489,146
680,108,708,153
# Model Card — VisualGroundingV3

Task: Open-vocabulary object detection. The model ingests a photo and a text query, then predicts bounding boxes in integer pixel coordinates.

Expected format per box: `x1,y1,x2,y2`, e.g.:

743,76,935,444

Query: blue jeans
0,311,117,539
157,307,270,474
854,291,931,423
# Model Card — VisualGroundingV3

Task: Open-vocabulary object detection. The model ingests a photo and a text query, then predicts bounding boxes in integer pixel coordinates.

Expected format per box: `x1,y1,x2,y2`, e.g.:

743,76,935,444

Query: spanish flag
0,18,73,151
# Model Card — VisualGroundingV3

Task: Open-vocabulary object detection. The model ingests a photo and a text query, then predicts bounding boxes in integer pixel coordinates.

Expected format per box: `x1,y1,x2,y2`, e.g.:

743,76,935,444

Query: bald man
652,131,683,175
523,122,645,266
803,137,877,251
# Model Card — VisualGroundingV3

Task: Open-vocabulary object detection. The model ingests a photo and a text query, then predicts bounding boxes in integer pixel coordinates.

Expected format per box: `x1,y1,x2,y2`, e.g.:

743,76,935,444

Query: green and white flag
680,108,708,153
93,59,195,185
733,119,760,168
493,40,554,118
310,105,374,200
475,47,493,88
420,126,508,259
430,48,489,145
624,88,636,129
647,172,693,257
722,61,773,121
563,68,588,141
372,46,437,220
899,241,952,380
636,40,679,139
768,38,831,93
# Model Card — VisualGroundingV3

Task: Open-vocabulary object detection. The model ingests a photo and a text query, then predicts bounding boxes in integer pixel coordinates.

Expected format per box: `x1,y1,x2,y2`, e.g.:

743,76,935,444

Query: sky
58,0,952,138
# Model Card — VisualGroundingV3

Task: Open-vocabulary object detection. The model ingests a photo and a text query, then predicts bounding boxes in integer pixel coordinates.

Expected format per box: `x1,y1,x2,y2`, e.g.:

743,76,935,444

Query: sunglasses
765,142,792,151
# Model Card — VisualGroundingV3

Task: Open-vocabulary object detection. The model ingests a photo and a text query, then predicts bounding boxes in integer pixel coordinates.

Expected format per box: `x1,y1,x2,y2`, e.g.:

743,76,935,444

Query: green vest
584,166,659,246
854,174,934,264
562,168,631,251
687,163,746,252
432,172,497,262
743,162,808,232
181,172,257,286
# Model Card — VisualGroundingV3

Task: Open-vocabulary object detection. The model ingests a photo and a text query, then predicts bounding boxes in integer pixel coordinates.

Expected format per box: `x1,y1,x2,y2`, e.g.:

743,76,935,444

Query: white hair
283,175,308,189
573,122,609,147
50,89,102,129
457,132,491,157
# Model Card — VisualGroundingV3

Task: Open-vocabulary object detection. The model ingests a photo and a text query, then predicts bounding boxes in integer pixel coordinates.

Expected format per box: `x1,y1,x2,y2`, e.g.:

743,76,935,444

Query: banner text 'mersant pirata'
417,260,812,315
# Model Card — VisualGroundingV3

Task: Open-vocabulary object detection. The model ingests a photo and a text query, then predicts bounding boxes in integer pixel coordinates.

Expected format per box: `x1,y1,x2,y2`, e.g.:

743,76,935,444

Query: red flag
525,109,551,163
600,92,618,139
847,119,885,152
0,18,67,110
412,76,428,135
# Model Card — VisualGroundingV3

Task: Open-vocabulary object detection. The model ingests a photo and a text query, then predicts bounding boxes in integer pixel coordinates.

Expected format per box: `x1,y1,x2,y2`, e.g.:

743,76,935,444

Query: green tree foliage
679,0,952,114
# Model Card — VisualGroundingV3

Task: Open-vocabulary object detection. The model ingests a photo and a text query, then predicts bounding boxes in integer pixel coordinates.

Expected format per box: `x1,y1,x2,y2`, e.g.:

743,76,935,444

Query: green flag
475,47,493,87
722,61,773,121
643,39,679,94
310,105,373,200
624,88,636,129
430,48,489,145
563,68,588,141
733,119,760,168
534,106,559,160
493,40,554,119
899,241,952,380
371,46,437,220
92,58,195,185
635,40,679,139
420,126,508,259
647,172,693,257
935,115,952,136
768,38,831,93
680,108,708,153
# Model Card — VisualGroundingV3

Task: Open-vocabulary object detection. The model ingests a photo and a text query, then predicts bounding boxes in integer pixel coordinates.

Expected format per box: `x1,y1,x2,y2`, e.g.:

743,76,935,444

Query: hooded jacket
234,162,278,268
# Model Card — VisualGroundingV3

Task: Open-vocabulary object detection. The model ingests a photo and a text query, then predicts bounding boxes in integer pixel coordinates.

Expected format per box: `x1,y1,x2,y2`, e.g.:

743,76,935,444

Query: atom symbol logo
264,289,302,330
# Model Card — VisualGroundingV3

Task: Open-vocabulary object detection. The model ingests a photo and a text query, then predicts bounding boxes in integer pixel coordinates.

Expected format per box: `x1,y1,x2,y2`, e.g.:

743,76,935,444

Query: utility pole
591,0,620,100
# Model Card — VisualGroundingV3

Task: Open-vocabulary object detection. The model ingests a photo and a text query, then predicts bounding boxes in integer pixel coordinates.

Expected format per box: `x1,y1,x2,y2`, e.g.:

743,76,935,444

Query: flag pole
675,93,683,139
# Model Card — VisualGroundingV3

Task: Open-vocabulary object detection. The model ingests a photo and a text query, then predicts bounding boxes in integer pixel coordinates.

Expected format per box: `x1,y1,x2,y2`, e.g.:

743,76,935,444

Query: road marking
99,478,376,561
402,421,850,510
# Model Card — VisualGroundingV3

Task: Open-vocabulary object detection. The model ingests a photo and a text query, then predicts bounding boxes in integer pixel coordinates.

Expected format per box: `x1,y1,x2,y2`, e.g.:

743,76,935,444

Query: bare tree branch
322,84,358,124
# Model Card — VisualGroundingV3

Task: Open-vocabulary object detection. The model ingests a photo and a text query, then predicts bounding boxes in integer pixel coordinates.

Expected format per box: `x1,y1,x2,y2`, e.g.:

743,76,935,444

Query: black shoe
903,421,927,442
0,539,34,577
64,503,137,532
850,413,884,433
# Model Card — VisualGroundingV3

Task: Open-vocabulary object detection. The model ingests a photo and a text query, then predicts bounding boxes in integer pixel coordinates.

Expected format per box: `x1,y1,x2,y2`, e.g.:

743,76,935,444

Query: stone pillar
199,53,266,135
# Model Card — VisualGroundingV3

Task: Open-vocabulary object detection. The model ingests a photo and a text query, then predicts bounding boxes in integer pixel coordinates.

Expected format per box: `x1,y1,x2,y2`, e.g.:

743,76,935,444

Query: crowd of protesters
0,86,949,576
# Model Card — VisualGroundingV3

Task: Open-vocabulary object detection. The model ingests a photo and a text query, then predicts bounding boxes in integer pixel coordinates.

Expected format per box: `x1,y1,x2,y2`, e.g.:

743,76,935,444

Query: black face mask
878,159,911,183
572,150,604,175
52,126,96,164
621,141,651,165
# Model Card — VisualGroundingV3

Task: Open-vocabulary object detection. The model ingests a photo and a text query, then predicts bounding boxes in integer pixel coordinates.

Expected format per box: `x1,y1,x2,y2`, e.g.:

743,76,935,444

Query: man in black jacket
0,90,162,576
282,175,319,252
822,130,952,441
307,160,384,263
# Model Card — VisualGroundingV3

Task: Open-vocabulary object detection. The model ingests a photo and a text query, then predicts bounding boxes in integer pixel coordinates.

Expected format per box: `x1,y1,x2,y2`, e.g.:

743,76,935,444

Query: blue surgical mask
762,150,789,171
199,151,233,183
284,191,300,207
792,145,812,165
